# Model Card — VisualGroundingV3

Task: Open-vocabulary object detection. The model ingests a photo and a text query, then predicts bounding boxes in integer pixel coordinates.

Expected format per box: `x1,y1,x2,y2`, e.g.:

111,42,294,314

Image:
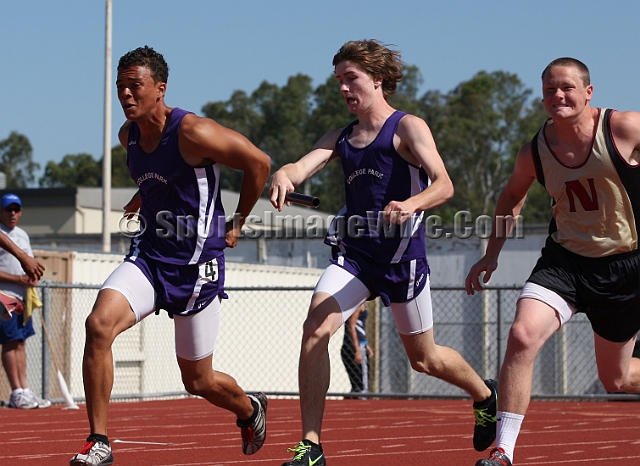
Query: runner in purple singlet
270,39,498,466
70,46,271,466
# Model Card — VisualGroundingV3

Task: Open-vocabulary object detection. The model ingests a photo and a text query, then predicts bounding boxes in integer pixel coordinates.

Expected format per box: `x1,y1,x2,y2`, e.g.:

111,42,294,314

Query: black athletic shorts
527,237,640,342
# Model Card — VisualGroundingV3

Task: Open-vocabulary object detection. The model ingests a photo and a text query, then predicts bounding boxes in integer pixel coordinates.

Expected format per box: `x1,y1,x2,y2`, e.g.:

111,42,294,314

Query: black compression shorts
527,237,640,342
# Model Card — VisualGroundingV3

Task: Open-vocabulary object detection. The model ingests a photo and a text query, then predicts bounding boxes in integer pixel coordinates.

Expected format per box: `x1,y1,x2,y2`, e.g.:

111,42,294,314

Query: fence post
368,298,380,394
41,285,51,398
496,289,502,377
557,325,567,394
480,238,491,378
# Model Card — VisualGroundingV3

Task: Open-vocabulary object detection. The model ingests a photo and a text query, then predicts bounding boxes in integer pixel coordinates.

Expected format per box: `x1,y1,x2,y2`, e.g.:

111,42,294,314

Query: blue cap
1,194,22,208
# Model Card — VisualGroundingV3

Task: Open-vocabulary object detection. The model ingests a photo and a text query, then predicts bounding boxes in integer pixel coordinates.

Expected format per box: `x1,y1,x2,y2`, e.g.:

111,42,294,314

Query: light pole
102,0,112,252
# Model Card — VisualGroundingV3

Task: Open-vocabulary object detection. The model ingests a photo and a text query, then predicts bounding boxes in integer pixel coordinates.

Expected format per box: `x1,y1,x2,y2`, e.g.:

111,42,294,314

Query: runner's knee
407,349,444,377
182,374,209,396
508,320,548,355
85,305,134,346
302,297,341,343
301,314,332,345
84,312,117,344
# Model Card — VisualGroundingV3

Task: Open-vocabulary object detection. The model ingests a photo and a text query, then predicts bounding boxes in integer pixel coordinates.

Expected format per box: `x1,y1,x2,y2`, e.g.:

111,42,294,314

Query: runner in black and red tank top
467,57,640,466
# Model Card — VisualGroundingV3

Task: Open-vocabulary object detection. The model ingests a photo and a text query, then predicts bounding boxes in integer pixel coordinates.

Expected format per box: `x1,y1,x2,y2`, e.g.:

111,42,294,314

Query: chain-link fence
378,286,612,398
3,282,636,405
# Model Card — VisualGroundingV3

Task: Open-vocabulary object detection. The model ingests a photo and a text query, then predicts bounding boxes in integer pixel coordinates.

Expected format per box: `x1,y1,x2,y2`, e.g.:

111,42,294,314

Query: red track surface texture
2,397,640,465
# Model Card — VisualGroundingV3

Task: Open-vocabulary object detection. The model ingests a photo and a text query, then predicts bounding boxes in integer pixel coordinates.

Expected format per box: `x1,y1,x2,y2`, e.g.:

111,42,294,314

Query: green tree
257,74,314,167
388,64,424,115
40,153,101,187
202,90,263,191
419,71,549,222
40,145,137,189
0,132,40,187
202,74,315,195
202,90,263,141
102,145,136,188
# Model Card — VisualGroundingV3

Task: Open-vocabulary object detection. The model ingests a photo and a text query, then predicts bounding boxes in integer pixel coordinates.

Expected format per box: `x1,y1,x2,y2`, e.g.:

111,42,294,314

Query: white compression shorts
101,261,221,361
518,281,577,326
314,264,434,335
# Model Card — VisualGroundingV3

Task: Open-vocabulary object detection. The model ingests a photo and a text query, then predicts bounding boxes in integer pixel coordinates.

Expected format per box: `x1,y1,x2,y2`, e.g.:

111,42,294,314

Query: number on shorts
200,259,218,282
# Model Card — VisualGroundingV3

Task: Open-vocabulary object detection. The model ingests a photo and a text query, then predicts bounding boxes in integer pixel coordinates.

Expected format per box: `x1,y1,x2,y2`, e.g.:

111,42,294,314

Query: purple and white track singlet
126,108,226,265
325,111,430,264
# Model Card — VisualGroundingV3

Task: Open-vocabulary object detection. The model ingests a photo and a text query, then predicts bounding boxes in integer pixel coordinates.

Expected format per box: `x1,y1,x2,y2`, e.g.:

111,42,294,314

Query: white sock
497,411,524,462
11,388,24,397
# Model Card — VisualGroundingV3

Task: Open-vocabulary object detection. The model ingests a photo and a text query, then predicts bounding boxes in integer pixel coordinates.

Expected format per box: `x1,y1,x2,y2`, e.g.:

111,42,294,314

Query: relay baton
285,192,320,208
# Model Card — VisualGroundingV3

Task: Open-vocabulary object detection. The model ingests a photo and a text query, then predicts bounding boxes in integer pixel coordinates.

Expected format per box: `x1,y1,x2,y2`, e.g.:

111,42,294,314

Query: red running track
1,397,640,465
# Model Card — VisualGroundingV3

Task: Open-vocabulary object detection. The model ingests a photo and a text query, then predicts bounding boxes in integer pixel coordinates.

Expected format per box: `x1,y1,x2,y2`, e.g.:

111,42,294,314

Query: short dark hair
542,57,590,86
333,40,404,99
118,46,169,83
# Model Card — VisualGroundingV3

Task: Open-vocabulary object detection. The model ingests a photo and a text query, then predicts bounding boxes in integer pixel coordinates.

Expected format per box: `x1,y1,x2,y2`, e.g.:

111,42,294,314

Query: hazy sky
2,0,639,183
